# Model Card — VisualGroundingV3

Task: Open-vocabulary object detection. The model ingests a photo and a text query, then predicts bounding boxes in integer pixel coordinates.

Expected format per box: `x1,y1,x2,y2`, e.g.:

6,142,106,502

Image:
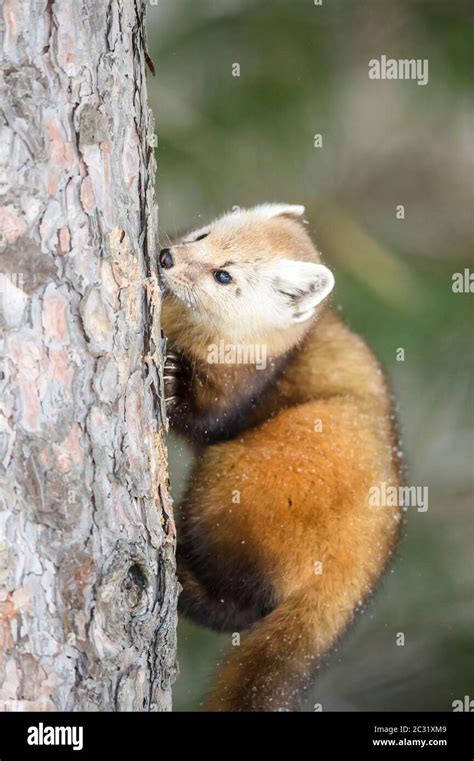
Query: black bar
0,711,472,759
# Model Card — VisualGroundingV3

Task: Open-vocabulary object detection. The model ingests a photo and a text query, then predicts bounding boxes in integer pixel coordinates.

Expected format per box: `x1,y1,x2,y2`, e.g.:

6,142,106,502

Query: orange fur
160,205,402,711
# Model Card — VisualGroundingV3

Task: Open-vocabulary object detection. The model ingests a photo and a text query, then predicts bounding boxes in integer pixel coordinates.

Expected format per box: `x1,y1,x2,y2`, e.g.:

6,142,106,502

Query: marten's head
159,204,334,354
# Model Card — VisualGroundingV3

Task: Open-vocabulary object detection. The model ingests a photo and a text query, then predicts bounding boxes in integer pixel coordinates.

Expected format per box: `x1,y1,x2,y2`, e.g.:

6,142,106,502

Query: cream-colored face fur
160,204,334,342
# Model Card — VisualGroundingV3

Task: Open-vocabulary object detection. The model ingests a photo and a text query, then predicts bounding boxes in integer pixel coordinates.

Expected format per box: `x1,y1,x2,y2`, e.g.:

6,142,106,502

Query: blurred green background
146,0,473,711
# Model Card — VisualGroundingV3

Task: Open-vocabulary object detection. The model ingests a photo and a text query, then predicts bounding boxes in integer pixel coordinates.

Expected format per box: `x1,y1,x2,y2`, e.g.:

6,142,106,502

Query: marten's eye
213,269,232,285
195,233,209,242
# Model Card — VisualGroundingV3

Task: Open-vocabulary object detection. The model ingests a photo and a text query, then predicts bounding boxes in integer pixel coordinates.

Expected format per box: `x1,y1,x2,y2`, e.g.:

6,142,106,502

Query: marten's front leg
163,347,246,441
163,349,192,423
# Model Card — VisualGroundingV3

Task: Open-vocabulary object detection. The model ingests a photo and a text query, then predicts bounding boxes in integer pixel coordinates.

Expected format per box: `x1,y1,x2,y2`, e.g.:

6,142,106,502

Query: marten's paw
163,349,187,412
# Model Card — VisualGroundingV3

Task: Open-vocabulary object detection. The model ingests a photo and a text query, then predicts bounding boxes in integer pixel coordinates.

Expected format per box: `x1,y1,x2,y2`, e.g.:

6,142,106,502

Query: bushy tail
203,580,357,712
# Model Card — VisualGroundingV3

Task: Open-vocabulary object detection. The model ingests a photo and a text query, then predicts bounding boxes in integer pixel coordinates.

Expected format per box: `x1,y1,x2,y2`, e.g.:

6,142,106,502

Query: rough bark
0,0,177,711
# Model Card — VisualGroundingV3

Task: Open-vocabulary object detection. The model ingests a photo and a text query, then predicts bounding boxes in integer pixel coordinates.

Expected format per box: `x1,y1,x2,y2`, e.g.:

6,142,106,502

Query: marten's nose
159,248,174,269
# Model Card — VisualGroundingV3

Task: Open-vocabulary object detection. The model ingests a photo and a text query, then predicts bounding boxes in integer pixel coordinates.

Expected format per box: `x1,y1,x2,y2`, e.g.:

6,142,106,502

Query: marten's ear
253,203,306,222
271,259,334,324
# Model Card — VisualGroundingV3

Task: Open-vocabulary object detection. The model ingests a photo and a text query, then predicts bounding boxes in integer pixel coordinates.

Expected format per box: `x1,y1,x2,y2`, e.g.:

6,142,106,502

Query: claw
164,366,185,377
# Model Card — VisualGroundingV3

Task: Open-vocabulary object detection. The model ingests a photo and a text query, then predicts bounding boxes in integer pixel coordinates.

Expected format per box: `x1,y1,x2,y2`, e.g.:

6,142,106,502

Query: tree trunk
0,0,177,711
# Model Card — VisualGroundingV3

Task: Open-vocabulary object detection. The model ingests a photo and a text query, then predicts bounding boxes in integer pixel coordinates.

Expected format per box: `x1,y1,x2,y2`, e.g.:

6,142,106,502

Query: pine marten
159,203,402,712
